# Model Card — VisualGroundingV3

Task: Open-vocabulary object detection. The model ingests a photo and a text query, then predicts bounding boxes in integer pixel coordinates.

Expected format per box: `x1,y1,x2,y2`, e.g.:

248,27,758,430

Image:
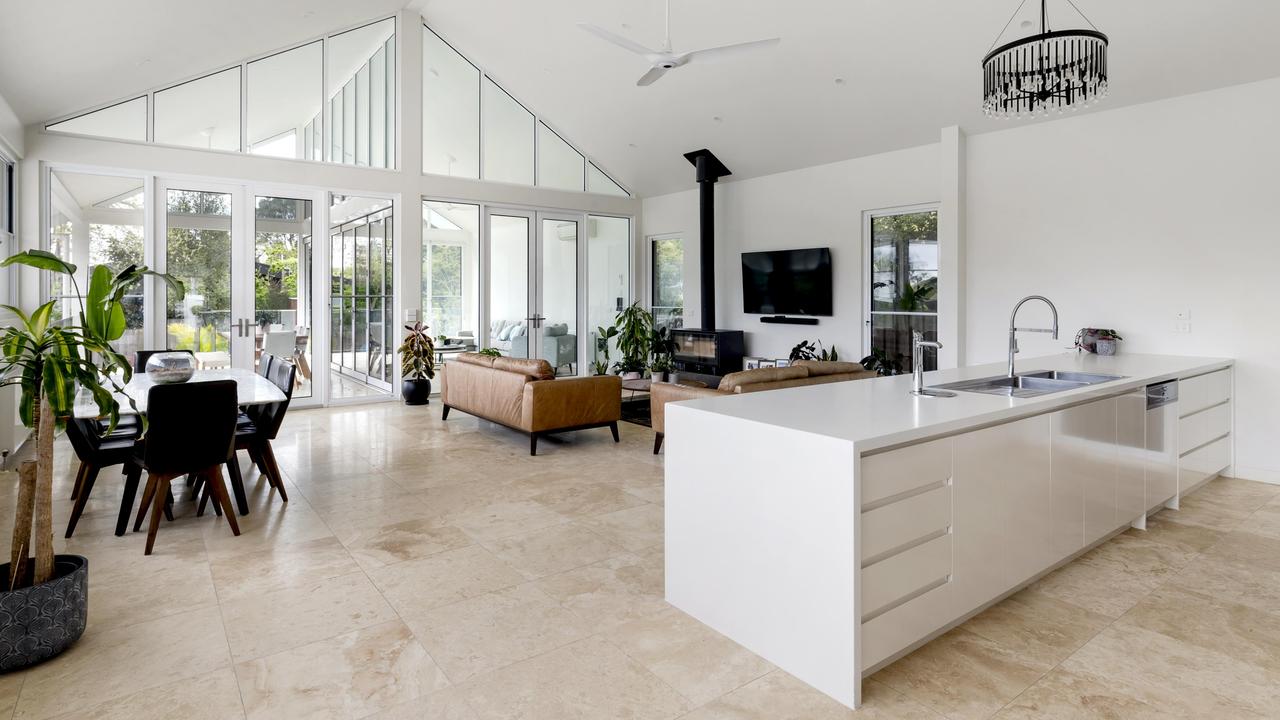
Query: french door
484,208,582,376
152,179,325,405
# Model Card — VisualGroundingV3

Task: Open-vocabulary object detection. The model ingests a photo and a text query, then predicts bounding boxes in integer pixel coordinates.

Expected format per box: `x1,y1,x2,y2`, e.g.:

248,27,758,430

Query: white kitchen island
664,352,1233,709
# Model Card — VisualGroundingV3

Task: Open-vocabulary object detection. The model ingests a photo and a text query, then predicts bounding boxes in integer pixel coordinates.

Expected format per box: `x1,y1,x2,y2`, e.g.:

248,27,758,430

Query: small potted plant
613,302,653,380
0,250,183,670
649,325,676,382
399,321,437,405
592,325,618,376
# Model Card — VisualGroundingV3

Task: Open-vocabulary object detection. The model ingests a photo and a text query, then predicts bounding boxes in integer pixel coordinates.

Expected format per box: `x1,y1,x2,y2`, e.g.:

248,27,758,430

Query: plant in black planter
789,339,839,362
592,325,618,376
0,249,183,670
613,302,653,379
399,321,437,405
649,325,676,382
860,347,907,376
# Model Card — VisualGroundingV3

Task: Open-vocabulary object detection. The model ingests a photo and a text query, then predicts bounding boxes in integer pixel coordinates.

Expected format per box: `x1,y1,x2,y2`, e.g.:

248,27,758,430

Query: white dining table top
73,368,286,418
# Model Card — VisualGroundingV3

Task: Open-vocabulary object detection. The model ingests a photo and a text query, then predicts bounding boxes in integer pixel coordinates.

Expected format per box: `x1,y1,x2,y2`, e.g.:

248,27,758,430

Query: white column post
938,125,966,369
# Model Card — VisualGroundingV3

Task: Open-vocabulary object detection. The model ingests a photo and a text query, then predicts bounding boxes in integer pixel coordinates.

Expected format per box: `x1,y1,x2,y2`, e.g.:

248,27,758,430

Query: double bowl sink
933,370,1126,398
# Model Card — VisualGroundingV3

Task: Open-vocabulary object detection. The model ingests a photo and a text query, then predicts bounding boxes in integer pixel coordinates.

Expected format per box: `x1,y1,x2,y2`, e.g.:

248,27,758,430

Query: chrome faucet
1008,295,1060,378
910,331,955,397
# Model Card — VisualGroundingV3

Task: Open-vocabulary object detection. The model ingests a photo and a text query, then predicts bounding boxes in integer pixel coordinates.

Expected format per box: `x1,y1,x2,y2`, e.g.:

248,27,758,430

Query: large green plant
613,302,653,374
0,250,182,589
398,322,437,381
592,325,618,376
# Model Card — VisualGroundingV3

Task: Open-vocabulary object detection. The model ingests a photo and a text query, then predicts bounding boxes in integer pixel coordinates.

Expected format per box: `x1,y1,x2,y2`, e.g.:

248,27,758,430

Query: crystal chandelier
982,0,1108,119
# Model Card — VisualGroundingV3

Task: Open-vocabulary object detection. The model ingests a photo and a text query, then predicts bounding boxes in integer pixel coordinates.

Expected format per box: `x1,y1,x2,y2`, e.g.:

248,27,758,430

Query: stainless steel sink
932,370,1126,398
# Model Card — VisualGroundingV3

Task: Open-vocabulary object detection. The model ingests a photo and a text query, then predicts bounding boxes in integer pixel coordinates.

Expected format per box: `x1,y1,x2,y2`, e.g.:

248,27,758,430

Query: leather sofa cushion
718,365,809,392
456,352,496,368
493,356,556,381
793,360,871,377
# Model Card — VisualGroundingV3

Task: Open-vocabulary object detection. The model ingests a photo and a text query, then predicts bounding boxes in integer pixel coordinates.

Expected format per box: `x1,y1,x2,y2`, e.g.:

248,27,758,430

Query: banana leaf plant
0,250,183,589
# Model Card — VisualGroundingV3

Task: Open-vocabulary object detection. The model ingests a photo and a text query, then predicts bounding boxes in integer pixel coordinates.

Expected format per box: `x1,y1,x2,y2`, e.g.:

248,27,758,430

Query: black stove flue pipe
683,149,731,331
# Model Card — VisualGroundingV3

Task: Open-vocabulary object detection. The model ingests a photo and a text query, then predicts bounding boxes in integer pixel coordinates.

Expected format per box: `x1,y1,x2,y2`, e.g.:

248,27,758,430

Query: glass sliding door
864,207,939,373
164,187,234,364
538,216,579,376
486,212,531,359
422,201,480,350
329,195,394,399
254,194,316,399
588,216,630,373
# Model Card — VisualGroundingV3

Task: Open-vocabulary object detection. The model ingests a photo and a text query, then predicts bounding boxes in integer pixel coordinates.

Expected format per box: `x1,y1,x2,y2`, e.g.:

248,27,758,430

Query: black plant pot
402,378,432,405
0,554,88,671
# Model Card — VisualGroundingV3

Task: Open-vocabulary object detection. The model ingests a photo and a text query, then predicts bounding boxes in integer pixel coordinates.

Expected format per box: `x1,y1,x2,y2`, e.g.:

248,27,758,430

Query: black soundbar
759,316,818,326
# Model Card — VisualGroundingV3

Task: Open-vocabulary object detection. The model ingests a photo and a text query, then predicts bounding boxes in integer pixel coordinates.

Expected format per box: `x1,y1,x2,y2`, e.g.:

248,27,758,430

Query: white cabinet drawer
1180,435,1230,493
1179,402,1230,455
861,533,951,620
861,438,951,508
1180,369,1231,417
861,579,952,670
861,484,951,562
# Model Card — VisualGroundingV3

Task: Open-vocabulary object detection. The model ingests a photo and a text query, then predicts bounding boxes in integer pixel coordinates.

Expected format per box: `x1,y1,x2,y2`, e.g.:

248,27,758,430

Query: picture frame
758,359,777,369
743,356,763,371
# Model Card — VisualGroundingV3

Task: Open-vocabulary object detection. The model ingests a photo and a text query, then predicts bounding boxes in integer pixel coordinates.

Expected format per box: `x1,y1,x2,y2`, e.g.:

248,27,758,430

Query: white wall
966,76,1280,482
641,143,941,361
0,89,23,158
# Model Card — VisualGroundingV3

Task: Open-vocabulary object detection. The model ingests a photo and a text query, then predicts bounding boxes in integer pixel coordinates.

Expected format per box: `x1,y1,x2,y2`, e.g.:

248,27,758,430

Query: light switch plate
405,309,418,321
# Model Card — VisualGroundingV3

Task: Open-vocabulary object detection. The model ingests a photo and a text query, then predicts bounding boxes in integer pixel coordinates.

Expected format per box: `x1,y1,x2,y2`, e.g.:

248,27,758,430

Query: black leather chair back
143,380,237,475
249,360,296,440
65,418,98,460
135,349,195,372
257,353,275,379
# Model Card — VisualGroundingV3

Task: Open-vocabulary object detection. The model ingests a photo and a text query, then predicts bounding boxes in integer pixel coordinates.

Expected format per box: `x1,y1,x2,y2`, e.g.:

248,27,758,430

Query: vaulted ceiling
3,1,1279,197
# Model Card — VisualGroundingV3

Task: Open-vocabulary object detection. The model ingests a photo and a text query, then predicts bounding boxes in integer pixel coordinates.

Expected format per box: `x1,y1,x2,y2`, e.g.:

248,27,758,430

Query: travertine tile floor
1,401,1277,719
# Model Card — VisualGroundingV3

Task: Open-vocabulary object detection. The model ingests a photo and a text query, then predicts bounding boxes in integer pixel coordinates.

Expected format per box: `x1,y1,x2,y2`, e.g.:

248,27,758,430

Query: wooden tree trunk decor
33,397,55,584
8,461,35,589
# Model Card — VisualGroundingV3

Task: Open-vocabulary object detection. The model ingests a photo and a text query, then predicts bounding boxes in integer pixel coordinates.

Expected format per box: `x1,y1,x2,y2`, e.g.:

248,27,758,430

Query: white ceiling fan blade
577,23,656,56
683,37,780,64
636,66,669,87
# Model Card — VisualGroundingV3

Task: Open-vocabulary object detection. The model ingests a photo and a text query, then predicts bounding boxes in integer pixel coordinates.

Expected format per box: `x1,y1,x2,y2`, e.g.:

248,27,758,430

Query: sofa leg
610,422,620,443
654,432,664,454
442,404,451,421
529,433,539,456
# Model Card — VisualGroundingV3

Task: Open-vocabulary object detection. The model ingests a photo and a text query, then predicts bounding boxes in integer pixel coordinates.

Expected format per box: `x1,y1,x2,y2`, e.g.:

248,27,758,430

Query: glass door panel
486,212,531,358
539,217,578,376
164,188,234,364
329,194,393,399
865,209,939,373
254,195,314,399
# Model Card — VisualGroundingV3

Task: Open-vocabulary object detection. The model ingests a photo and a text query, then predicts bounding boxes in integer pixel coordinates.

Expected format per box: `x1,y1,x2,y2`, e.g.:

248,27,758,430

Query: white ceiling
4,1,1280,197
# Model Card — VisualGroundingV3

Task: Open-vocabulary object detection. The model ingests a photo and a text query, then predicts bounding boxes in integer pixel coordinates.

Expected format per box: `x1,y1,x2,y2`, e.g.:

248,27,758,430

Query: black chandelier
982,0,1108,119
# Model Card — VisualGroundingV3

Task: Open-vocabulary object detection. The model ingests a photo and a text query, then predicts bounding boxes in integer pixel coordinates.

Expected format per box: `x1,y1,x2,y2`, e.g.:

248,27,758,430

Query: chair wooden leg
65,464,101,538
144,475,171,555
163,488,175,522
116,464,141,537
70,462,88,501
134,473,159,532
258,441,288,502
227,452,250,514
610,422,620,443
206,468,240,536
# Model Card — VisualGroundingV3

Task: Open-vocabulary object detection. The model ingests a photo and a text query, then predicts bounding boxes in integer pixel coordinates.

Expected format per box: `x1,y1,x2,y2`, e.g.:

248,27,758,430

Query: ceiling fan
578,0,780,87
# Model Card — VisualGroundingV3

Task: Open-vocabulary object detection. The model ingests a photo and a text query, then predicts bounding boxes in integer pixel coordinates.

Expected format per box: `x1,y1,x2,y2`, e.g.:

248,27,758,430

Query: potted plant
399,321,437,405
649,325,676,382
789,340,839,362
477,348,502,358
860,347,906,376
0,250,182,670
613,302,653,380
592,325,618,376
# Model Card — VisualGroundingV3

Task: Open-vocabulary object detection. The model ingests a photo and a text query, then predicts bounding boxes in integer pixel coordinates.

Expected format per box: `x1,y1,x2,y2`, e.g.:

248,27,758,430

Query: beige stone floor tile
1243,501,1280,541
1031,534,1196,618
481,522,625,579
361,686,479,719
87,559,219,630
368,544,524,615
235,620,449,720
449,498,573,543
535,552,670,630
871,627,1047,720
0,674,22,719
42,668,245,720
991,667,1168,719
626,484,665,505
529,481,649,518
209,536,361,603
294,473,417,509
1204,530,1280,573
221,571,399,662
1117,584,1280,671
1167,553,1280,615
1123,511,1222,554
312,492,438,539
1166,492,1255,531
341,516,473,571
461,635,690,720
604,607,774,706
1062,622,1280,717
1194,476,1280,510
405,583,590,682
14,606,231,720
581,503,665,552
682,673,938,720
199,502,335,556
962,588,1112,671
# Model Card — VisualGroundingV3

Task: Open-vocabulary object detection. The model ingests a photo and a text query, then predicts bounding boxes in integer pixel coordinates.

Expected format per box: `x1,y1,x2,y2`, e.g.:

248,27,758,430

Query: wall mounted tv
741,247,833,317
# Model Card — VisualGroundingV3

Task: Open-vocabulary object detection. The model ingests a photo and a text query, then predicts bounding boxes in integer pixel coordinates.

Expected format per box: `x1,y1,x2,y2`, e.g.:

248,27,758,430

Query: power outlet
1174,309,1191,334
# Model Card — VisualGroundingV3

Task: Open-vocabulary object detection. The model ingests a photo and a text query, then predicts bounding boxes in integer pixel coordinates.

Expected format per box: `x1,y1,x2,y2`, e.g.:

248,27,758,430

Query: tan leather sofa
651,360,878,453
441,353,622,455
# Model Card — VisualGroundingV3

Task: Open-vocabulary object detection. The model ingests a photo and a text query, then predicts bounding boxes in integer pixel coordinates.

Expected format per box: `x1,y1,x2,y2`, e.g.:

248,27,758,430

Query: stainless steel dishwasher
1145,380,1179,512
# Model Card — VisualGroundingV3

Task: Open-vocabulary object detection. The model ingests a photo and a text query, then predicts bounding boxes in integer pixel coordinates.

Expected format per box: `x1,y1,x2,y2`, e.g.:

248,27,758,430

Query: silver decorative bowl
144,352,195,384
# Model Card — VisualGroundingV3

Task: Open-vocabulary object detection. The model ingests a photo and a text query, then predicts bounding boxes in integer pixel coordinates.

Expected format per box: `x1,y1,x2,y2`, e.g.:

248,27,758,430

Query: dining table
73,367,287,419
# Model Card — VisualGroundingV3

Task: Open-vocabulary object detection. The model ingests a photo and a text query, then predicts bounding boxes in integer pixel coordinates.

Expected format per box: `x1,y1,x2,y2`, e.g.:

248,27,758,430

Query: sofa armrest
523,375,622,433
650,381,727,435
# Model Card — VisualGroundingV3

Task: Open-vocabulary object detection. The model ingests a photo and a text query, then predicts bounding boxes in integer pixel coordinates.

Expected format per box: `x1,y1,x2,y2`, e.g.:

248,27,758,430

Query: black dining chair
130,379,240,555
203,359,295,516
64,418,142,538
256,352,274,379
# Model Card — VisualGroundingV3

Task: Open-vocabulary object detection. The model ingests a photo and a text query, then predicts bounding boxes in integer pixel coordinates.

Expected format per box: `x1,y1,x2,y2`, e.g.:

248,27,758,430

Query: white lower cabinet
1116,391,1147,525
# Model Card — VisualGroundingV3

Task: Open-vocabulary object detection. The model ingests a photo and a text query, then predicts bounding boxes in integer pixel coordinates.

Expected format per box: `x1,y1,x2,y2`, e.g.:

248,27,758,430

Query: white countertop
673,352,1232,453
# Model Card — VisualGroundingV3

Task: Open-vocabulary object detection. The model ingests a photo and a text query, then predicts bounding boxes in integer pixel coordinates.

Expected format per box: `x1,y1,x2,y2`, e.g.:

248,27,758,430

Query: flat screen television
741,247,833,316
